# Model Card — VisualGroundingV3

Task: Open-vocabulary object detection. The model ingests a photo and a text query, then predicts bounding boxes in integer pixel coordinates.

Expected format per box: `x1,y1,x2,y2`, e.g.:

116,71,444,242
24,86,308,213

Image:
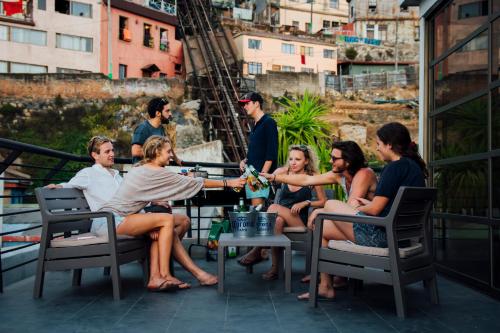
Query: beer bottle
238,197,247,212
248,165,270,189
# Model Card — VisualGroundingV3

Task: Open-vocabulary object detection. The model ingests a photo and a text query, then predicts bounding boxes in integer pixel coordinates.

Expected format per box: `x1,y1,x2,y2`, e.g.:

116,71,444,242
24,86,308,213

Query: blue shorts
245,184,270,199
353,212,387,248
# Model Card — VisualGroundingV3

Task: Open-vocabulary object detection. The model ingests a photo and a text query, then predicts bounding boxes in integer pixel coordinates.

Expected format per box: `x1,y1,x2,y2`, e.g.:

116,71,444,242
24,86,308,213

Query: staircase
178,0,251,163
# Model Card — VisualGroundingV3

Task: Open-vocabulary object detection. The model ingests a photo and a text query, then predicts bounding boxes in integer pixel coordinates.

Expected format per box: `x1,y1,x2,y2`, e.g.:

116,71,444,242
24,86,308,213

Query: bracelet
223,179,227,188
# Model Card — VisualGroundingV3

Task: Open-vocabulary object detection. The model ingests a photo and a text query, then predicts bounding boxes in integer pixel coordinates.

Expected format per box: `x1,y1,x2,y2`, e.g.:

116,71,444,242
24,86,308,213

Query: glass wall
428,0,500,294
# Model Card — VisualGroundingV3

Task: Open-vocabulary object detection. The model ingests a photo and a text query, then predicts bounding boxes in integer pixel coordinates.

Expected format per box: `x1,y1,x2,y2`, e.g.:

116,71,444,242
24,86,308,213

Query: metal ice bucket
255,212,277,236
229,211,256,238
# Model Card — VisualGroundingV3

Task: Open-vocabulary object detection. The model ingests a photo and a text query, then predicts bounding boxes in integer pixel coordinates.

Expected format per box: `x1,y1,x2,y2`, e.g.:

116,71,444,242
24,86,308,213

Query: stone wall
255,71,322,97
0,73,185,101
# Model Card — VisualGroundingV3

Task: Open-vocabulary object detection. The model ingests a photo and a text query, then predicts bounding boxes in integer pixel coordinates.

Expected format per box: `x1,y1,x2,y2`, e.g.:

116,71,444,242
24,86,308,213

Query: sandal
261,270,278,281
237,253,264,267
148,280,179,292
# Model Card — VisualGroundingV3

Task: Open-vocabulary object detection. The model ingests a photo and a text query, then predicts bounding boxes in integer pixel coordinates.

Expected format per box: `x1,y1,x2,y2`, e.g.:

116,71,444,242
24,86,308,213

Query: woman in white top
101,136,245,291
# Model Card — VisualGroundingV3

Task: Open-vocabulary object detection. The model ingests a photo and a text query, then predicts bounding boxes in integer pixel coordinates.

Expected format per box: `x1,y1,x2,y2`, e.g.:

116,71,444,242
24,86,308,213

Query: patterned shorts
353,212,387,248
245,184,270,199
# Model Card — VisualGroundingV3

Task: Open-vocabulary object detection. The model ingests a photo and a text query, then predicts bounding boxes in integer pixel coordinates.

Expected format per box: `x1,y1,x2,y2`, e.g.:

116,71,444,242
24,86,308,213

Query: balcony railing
0,137,240,292
0,0,34,24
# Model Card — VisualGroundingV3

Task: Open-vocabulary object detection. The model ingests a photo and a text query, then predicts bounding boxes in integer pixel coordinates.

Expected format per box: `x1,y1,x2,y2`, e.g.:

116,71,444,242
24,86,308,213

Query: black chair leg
393,282,407,319
72,269,82,286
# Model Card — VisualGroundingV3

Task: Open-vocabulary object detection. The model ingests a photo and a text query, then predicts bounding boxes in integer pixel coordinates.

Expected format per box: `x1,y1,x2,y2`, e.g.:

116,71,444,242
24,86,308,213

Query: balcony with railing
0,0,33,25
1,137,500,332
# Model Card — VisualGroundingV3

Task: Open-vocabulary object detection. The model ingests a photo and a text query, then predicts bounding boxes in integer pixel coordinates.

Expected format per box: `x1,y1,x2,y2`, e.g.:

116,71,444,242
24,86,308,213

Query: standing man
237,92,278,265
131,97,182,166
238,91,278,207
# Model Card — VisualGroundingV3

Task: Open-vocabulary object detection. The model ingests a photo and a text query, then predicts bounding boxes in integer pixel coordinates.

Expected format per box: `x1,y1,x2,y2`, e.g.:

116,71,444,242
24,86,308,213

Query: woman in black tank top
260,145,327,281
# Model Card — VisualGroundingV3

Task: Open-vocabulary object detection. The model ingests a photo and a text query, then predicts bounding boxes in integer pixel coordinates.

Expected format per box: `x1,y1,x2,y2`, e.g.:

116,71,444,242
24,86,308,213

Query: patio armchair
308,186,439,318
283,188,334,274
34,188,148,300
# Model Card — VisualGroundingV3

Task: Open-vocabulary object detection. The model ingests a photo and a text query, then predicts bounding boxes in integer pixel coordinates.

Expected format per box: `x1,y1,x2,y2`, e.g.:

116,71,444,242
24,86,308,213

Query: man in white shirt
47,136,217,288
47,136,191,238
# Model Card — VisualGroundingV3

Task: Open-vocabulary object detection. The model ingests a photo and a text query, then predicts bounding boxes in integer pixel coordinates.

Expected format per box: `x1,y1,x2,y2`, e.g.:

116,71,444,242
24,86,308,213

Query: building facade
0,0,181,78
233,30,338,75
0,0,100,73
403,0,499,296
278,0,349,33
100,0,182,79
348,0,420,44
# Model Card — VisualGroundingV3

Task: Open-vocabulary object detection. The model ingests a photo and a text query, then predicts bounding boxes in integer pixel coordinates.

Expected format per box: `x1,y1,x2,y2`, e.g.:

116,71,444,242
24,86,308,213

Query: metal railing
325,70,418,93
0,138,240,292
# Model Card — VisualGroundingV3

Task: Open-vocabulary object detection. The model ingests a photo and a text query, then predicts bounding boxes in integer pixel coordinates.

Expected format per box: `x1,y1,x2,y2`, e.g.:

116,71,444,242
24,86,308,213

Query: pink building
100,0,183,79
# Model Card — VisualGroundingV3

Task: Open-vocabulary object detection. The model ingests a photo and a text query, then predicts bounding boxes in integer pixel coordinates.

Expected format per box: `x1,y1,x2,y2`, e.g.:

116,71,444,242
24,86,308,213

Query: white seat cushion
283,226,308,233
50,233,134,248
327,240,423,258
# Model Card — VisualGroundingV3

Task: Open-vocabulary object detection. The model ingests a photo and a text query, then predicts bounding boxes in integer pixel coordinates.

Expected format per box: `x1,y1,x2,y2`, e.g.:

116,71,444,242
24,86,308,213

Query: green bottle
238,197,247,212
248,165,270,189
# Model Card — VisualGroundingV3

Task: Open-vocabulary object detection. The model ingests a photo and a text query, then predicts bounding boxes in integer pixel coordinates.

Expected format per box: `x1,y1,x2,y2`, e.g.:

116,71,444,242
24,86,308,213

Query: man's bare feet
297,287,335,301
238,247,265,266
262,269,278,281
301,275,311,283
197,272,218,286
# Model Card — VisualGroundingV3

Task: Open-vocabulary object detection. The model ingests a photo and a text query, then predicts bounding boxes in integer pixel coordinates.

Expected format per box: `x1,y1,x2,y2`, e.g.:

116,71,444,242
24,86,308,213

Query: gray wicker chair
34,187,148,300
309,186,439,318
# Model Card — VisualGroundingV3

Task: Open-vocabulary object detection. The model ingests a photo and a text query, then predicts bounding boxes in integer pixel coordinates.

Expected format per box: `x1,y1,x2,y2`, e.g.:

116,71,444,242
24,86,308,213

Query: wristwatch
305,200,311,206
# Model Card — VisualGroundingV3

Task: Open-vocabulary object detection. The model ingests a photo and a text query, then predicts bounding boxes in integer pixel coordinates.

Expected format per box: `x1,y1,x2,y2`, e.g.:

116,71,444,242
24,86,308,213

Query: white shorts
91,214,125,236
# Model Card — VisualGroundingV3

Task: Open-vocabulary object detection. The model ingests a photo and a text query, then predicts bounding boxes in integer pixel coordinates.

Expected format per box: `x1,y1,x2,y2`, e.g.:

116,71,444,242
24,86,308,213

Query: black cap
238,92,264,106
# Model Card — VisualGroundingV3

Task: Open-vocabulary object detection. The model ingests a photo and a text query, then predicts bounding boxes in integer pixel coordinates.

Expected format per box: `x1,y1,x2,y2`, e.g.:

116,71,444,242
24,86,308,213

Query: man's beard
161,116,172,124
332,167,346,174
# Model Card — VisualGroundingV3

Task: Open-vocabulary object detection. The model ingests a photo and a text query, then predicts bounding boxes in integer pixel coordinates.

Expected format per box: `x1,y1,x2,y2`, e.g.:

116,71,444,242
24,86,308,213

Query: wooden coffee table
217,233,292,294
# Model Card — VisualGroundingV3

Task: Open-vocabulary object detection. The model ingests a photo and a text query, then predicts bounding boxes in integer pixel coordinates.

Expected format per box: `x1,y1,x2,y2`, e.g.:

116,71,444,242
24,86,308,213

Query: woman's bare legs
171,232,217,285
263,204,304,279
117,213,176,288
174,214,190,240
299,200,357,299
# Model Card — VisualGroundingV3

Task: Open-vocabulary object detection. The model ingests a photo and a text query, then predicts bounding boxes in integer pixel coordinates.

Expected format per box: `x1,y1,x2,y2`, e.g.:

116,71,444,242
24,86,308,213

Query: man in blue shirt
238,92,278,207
131,97,182,166
237,92,278,266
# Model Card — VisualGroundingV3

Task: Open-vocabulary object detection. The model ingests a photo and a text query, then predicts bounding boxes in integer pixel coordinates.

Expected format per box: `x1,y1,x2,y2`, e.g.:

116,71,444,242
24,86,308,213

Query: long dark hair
332,141,367,176
376,122,428,178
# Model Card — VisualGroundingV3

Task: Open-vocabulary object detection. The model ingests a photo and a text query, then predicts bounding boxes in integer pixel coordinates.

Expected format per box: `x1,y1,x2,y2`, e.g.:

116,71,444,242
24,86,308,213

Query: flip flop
300,275,311,284
178,282,191,290
148,280,179,292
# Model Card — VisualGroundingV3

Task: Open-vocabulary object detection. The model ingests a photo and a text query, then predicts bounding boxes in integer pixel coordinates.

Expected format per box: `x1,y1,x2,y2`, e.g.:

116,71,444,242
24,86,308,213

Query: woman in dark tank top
260,145,326,281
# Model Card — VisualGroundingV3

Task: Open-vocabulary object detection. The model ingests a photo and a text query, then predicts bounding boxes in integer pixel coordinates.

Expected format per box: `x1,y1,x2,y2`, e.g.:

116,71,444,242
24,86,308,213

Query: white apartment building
277,0,349,33
0,0,101,73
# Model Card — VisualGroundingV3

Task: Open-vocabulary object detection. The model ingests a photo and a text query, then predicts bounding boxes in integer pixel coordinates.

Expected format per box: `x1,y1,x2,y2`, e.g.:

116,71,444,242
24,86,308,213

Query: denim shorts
245,184,270,199
353,212,387,248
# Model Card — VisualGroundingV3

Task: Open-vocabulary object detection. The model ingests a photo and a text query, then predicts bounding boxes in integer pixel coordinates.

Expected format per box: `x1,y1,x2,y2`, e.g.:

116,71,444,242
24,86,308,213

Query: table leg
285,245,291,293
218,244,225,294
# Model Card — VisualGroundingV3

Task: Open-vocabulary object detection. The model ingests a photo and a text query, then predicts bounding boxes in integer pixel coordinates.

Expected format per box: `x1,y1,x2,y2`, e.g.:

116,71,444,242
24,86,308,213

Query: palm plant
272,91,345,200
273,91,332,170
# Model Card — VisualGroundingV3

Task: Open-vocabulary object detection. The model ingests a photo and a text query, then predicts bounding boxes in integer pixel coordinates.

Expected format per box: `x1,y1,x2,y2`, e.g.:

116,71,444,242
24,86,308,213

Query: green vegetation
345,47,358,60
272,91,345,201
0,99,132,184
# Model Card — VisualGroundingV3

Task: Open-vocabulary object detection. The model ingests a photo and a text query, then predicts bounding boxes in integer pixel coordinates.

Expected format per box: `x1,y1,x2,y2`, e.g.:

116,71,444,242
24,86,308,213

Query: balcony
0,0,34,25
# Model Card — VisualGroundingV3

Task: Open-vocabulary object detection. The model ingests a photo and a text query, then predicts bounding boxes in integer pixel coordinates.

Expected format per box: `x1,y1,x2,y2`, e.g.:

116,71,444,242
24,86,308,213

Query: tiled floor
1,254,499,333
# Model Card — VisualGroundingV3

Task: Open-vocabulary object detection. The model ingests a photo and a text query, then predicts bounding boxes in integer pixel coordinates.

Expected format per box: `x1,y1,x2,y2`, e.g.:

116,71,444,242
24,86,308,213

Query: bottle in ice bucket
238,197,247,212
245,165,270,192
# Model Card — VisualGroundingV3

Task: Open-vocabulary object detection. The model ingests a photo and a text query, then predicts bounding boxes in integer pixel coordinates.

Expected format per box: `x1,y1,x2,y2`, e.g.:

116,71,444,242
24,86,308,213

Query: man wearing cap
131,97,182,166
237,92,278,265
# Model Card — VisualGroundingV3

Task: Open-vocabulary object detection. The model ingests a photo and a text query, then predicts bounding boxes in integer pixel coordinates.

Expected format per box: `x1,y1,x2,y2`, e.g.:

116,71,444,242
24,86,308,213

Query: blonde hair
87,136,112,161
139,135,171,165
286,145,319,175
